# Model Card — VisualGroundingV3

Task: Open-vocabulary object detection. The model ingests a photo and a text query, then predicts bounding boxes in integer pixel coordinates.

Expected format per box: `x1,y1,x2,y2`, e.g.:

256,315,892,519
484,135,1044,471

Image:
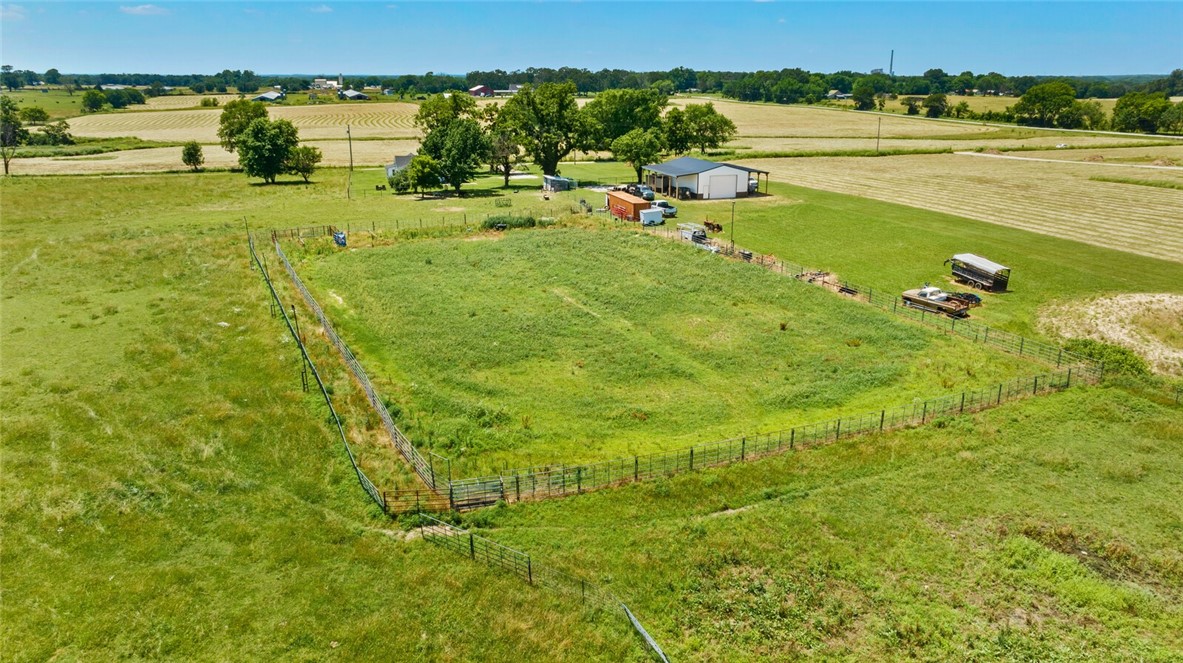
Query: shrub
200,97,220,108
480,215,536,230
1064,338,1150,377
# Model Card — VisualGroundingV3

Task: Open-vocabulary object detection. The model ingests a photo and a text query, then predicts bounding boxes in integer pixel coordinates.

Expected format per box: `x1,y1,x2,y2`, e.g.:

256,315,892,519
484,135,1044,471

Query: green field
1,88,84,119
297,229,1037,476
3,167,1181,661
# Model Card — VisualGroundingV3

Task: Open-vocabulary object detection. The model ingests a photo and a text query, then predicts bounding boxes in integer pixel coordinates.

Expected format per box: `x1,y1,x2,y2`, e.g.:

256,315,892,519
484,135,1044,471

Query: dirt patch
1151,157,1177,167
1041,293,1183,376
1083,154,1105,162
433,206,466,213
982,148,1002,155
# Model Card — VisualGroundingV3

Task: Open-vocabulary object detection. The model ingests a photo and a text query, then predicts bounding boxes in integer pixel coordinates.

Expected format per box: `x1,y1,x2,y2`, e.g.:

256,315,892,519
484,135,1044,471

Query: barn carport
642,156,770,200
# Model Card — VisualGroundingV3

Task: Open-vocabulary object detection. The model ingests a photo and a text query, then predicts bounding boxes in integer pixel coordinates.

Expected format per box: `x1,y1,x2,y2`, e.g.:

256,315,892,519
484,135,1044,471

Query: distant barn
642,156,768,200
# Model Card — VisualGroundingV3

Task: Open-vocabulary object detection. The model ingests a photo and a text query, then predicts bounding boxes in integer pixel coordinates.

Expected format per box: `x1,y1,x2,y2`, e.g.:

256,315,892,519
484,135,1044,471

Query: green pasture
1,88,84,120
2,167,1180,661
298,229,1036,477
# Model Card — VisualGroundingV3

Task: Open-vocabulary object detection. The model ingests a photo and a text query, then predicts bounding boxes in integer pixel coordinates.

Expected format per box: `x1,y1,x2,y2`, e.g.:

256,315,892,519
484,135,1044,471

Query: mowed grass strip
299,228,1034,477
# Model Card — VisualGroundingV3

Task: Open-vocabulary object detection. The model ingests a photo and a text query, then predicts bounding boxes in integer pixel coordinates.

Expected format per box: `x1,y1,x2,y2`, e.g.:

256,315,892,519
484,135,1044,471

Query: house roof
253,91,283,101
952,253,1009,274
388,153,416,171
643,156,769,177
342,89,368,99
469,85,490,91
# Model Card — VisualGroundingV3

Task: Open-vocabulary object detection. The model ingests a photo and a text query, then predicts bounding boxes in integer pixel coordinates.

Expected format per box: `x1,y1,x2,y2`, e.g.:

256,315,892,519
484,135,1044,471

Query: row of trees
8,64,1178,101
216,100,322,183
391,84,737,196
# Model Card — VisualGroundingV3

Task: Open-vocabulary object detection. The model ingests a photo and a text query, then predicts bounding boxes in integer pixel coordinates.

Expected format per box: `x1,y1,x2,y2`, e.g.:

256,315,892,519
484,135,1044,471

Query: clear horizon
2,1,1181,78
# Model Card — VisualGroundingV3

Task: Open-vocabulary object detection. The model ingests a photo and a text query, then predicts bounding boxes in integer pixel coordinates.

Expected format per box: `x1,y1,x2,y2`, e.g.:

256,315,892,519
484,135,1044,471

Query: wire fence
419,515,670,663
248,232,388,513
266,225,1103,515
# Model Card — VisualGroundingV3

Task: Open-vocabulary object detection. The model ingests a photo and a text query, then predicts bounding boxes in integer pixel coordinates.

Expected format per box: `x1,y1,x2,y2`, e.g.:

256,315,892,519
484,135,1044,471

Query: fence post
515,474,521,502
922,401,927,423
689,447,694,471
880,410,886,431
1067,367,1072,387
469,533,475,560
1019,337,1025,356
1099,361,1106,381
577,467,582,493
960,393,966,414
835,418,841,440
790,428,795,450
449,483,455,511
741,437,746,461
634,456,639,482
527,556,533,584
1033,375,1039,395
1057,347,1063,367
984,327,989,345
997,383,1003,405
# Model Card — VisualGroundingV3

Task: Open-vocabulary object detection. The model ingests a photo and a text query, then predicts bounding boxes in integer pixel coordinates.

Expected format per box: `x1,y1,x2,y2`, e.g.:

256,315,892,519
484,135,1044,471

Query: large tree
393,154,443,198
661,107,692,155
611,128,663,183
486,105,526,187
181,141,204,171
81,89,106,113
501,82,586,176
236,117,299,184
217,99,269,153
414,92,479,134
582,88,667,150
286,145,322,182
43,68,61,85
1011,82,1077,127
420,117,490,193
1111,91,1174,134
922,93,948,118
683,102,737,153
18,107,49,125
1,96,29,175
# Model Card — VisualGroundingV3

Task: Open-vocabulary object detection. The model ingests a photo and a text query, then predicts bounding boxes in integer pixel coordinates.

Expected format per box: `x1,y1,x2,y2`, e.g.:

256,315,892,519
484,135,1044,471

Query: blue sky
2,2,1180,76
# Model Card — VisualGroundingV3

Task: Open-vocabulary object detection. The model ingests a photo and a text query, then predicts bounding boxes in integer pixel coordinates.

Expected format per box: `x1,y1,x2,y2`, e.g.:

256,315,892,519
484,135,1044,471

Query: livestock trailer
946,253,1011,291
543,175,576,192
606,191,651,221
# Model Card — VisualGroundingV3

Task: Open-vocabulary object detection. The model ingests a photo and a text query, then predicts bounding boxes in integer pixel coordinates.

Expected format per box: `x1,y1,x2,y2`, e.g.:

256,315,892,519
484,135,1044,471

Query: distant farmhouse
313,75,343,90
493,83,524,97
385,152,416,180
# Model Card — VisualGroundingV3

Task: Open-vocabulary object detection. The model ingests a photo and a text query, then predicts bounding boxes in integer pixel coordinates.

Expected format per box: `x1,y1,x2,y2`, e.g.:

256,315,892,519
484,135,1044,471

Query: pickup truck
651,200,677,217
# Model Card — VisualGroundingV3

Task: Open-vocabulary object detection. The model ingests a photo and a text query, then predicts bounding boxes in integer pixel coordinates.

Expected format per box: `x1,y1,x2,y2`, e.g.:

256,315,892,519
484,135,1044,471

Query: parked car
748,178,759,193
676,186,694,200
637,185,655,201
651,200,678,217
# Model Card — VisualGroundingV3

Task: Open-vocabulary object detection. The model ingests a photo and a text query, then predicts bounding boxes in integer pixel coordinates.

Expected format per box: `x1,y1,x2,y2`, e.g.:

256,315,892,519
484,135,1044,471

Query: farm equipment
332,231,347,247
901,285,969,318
946,253,1011,291
947,292,983,307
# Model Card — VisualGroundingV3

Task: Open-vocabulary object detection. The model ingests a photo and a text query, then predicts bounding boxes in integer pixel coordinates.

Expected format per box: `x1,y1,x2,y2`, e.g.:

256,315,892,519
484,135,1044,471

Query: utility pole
876,117,882,154
730,201,736,249
889,49,895,78
346,124,354,200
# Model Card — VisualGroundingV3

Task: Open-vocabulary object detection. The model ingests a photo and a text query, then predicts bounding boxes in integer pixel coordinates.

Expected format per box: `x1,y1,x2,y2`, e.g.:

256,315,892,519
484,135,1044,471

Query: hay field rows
731,133,1161,154
65,102,421,142
736,152,1183,263
981,144,1183,164
13,138,420,175
142,93,239,110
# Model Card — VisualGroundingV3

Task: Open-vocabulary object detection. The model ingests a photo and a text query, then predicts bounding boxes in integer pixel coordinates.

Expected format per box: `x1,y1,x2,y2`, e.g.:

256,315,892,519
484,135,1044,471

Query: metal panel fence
248,233,388,513
419,516,670,663
266,226,1102,515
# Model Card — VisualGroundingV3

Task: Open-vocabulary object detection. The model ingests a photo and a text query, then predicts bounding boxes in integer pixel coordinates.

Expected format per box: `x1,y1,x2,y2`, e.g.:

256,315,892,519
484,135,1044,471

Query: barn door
708,174,737,199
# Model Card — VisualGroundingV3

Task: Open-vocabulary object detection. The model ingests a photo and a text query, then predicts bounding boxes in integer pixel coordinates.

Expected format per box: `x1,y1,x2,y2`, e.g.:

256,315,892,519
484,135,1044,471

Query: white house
385,152,416,179
642,156,769,200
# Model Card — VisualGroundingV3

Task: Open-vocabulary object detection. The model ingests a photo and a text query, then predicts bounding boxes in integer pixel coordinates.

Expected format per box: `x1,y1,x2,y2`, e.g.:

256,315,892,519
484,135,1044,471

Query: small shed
339,89,369,101
543,175,575,192
606,191,651,222
642,156,769,200
946,254,1011,291
252,90,285,103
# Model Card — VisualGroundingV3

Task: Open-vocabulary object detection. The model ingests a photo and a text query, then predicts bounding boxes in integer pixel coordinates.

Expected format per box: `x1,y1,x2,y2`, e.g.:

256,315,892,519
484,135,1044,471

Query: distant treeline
4,66,1181,101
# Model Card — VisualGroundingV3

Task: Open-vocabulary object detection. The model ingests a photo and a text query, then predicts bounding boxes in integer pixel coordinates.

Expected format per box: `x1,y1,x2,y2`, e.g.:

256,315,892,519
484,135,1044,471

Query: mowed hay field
65,101,421,142
12,138,420,175
736,152,1183,263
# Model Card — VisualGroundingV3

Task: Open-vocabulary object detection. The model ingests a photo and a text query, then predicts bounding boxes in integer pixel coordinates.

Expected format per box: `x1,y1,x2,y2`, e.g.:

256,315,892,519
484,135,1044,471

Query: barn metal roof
952,253,1009,274
643,156,769,177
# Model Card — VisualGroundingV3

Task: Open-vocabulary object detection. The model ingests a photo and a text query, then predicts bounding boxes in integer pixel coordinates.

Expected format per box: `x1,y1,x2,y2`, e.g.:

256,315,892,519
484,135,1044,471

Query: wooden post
1019,337,1025,356
689,447,694,471
469,533,475,560
1057,348,1063,367
922,401,927,423
741,437,746,461
835,418,841,440
1067,368,1072,387
997,383,1003,405
527,557,533,584
1033,375,1039,395
634,456,639,482
515,474,521,502
576,467,582,493
790,428,795,450
880,410,886,431
960,392,966,414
